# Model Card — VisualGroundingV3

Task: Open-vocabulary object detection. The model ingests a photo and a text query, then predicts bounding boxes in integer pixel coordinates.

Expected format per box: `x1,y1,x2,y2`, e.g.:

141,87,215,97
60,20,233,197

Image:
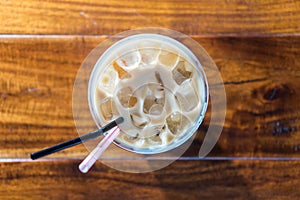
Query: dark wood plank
0,36,299,158
0,0,300,35
0,160,300,199
0,36,96,158
196,36,300,157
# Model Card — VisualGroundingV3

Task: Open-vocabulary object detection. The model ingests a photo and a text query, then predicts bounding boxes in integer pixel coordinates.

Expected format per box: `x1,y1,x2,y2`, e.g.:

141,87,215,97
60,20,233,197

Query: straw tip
30,153,37,160
79,164,89,173
115,117,124,125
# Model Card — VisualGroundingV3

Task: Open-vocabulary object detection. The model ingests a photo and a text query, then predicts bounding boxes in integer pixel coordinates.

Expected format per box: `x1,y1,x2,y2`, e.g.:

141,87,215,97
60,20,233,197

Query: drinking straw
30,117,124,160
79,126,120,173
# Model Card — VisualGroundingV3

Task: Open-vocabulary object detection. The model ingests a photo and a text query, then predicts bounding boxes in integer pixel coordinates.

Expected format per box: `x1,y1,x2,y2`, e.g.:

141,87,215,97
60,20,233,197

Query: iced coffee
89,34,208,154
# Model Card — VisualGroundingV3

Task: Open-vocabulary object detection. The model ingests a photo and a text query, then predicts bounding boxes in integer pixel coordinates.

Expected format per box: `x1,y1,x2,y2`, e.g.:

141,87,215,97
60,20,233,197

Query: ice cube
158,50,178,67
148,124,166,144
135,138,146,148
147,135,162,145
117,87,137,108
143,82,165,115
143,95,165,115
175,82,199,112
113,61,132,79
120,131,139,143
138,41,161,65
172,60,193,85
139,48,160,65
166,112,190,135
95,89,107,101
141,124,162,139
130,113,149,129
116,50,141,70
160,130,175,145
149,104,164,116
98,67,118,94
99,97,118,121
143,95,156,114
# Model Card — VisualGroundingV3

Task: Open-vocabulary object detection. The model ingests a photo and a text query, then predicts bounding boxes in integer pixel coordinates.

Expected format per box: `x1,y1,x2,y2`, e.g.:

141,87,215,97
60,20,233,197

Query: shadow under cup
88,33,209,155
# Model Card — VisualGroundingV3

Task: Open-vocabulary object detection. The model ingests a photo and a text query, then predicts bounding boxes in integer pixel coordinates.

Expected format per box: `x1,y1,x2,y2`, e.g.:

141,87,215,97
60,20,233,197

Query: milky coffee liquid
92,35,205,152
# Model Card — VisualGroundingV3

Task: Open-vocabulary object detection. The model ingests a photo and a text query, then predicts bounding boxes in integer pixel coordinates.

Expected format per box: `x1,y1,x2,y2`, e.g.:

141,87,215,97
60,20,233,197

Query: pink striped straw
79,126,120,173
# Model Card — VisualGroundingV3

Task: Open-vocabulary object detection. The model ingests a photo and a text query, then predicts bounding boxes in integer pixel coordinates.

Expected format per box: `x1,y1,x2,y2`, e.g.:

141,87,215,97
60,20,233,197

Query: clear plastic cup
88,32,208,154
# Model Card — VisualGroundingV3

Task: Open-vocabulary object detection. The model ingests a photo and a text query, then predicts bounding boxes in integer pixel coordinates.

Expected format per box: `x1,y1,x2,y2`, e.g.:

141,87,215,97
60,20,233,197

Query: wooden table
1,0,300,199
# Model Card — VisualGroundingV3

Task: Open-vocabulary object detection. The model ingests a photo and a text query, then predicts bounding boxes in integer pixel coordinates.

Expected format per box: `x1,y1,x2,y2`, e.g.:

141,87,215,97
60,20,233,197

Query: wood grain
0,0,300,35
0,36,299,158
1,1,300,199
201,36,300,157
0,160,300,199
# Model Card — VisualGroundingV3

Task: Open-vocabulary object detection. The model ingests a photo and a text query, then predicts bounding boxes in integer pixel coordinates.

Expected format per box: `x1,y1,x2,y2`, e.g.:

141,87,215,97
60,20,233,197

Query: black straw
30,117,124,160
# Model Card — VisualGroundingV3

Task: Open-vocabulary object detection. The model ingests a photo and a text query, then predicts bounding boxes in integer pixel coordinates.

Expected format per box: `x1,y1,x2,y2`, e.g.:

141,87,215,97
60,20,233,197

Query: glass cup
88,33,209,154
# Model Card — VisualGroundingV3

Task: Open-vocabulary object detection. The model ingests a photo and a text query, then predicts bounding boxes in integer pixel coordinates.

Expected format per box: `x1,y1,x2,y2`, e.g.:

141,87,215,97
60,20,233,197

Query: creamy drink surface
92,34,206,152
